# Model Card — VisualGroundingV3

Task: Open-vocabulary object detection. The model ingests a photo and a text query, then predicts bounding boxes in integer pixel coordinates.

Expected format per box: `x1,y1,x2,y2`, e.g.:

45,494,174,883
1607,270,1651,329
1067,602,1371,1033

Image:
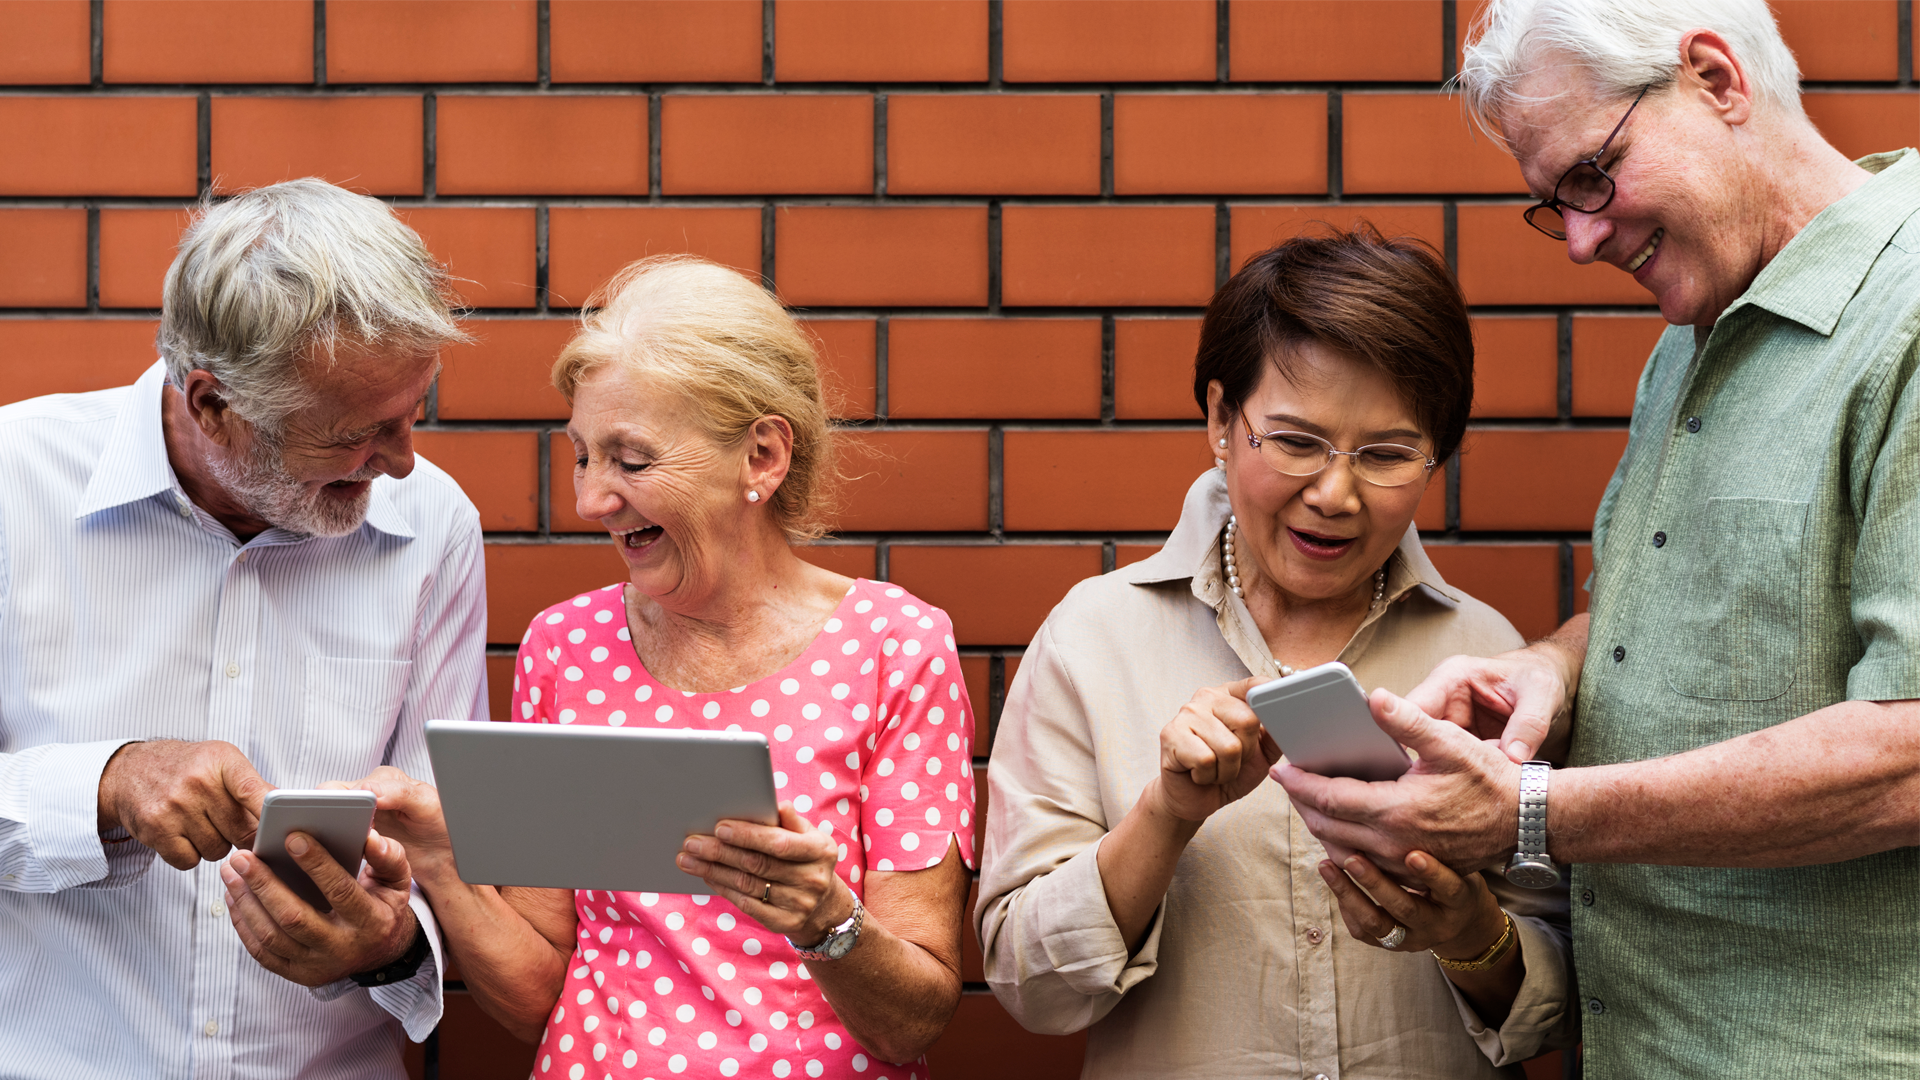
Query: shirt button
236,551,248,564
210,900,226,918
1612,645,1625,662
225,662,239,678
1652,531,1667,548
1311,1075,1330,1080
203,1020,218,1036
1304,926,1324,944
1685,416,1701,433
1588,998,1607,1015
1581,889,1595,906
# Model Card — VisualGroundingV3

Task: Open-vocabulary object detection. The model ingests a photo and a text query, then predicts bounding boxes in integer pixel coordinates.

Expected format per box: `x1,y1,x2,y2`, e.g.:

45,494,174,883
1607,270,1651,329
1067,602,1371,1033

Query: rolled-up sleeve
1442,874,1579,1066
975,622,1162,1035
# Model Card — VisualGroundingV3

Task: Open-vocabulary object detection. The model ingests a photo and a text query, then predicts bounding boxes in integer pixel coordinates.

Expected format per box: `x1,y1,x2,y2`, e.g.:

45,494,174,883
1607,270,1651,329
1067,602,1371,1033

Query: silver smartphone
250,789,377,913
1247,662,1411,782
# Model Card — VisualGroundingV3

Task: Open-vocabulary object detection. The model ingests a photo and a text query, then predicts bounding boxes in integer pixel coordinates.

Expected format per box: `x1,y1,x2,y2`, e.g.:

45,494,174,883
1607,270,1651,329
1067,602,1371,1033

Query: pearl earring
746,491,760,503
1217,438,1227,448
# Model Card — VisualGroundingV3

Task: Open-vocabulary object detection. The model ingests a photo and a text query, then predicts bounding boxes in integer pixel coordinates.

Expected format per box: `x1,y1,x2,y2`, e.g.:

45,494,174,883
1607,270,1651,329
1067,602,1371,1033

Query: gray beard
205,429,375,539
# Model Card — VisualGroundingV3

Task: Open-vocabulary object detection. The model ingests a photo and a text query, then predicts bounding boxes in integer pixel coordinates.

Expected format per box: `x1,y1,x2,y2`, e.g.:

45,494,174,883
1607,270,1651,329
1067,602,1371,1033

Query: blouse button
1304,926,1324,944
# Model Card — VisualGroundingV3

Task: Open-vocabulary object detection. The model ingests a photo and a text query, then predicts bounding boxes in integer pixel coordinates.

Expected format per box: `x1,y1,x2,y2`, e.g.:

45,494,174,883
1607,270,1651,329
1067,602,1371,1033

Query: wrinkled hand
1274,688,1520,873
1320,848,1508,960
324,766,452,879
1150,678,1284,824
678,804,852,948
221,828,419,987
1405,644,1574,764
97,739,273,869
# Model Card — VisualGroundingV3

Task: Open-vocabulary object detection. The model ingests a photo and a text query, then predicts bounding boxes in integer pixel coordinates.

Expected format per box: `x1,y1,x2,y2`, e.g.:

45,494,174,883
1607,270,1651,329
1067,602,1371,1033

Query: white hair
158,178,466,431
1456,0,1804,147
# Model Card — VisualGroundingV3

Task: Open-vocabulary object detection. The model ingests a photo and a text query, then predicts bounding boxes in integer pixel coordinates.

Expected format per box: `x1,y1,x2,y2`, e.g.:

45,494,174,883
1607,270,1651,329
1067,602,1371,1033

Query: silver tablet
425,719,780,894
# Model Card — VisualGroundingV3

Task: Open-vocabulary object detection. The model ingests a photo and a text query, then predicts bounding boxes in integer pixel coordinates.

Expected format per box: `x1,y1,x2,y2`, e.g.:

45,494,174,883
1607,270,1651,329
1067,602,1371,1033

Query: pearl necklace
1223,514,1386,678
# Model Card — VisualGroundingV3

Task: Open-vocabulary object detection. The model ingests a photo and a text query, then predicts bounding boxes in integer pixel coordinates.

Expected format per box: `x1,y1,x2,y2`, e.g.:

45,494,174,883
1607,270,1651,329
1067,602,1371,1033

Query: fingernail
1344,856,1366,873
674,854,694,869
1407,852,1428,872
229,852,249,873
682,838,698,853
714,824,733,842
286,834,308,856
1507,741,1529,760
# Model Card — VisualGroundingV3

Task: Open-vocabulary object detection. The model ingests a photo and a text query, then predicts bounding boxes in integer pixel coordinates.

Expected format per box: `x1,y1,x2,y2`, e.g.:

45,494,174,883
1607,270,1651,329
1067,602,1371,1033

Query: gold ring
760,880,773,904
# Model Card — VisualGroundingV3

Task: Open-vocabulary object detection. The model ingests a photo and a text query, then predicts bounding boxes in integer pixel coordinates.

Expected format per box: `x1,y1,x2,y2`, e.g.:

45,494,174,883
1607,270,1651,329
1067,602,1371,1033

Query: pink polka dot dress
510,578,978,1080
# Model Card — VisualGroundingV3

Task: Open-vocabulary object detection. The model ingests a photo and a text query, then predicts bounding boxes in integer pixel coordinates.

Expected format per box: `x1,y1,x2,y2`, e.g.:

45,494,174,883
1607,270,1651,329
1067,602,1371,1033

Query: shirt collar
1120,468,1462,608
1732,148,1920,336
75,360,414,541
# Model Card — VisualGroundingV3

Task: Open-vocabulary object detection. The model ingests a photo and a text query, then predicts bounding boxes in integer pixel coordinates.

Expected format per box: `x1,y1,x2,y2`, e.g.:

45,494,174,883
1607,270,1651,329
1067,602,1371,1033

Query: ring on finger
760,880,773,904
1377,924,1408,950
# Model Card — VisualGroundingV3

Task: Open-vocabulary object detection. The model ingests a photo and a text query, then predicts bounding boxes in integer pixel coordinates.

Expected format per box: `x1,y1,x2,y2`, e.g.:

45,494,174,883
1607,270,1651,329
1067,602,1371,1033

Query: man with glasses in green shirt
1274,1,1920,1077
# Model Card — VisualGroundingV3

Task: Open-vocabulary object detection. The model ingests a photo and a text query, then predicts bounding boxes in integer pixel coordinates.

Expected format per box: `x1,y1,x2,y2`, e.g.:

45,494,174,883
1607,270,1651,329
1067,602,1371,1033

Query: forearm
1439,916,1526,1028
808,917,962,1064
1094,783,1200,953
412,860,567,1041
1551,699,1920,867
1528,615,1589,762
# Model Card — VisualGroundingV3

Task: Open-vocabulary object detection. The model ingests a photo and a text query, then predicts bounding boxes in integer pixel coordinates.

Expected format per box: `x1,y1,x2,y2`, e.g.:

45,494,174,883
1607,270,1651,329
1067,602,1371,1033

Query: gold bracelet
1432,913,1517,972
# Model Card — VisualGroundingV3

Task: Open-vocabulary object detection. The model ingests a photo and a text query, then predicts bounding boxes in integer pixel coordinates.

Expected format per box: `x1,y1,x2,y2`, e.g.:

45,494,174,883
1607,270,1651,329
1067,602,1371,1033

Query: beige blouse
976,469,1576,1079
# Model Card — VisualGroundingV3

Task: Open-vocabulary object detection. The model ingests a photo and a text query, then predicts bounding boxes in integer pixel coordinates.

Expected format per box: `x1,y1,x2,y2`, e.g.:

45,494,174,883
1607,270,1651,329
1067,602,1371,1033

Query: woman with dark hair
975,227,1576,1078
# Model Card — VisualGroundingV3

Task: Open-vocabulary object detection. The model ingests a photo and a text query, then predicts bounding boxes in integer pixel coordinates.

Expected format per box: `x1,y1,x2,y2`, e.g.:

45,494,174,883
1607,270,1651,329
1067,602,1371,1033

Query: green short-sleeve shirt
1573,149,1920,1077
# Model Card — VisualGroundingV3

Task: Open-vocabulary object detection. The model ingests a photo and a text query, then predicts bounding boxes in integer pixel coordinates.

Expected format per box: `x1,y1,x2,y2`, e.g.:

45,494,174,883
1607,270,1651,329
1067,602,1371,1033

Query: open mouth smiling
1626,227,1663,273
612,524,664,550
1288,527,1357,559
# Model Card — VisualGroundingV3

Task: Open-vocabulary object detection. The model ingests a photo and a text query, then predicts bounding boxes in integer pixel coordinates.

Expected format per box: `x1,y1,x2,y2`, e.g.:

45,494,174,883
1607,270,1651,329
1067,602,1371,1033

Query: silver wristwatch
788,894,865,962
1504,761,1560,889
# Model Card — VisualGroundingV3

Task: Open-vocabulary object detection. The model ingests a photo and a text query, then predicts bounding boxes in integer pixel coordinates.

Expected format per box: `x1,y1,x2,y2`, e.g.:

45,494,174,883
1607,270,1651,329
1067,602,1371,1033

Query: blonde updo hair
552,256,836,542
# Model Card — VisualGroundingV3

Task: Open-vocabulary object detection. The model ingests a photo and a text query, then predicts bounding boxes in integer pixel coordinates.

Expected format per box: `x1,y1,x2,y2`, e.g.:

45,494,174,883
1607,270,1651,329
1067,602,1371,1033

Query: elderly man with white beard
0,178,487,1078
1273,2,1920,1077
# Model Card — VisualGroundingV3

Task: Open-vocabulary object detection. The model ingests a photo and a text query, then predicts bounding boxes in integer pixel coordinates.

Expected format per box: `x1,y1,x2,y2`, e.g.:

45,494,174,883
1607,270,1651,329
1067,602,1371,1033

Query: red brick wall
1,2,1912,1078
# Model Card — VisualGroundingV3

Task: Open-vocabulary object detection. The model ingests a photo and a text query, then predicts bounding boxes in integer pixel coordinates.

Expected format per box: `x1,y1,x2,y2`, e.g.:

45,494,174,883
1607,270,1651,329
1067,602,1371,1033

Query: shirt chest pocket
297,657,413,785
1662,497,1808,701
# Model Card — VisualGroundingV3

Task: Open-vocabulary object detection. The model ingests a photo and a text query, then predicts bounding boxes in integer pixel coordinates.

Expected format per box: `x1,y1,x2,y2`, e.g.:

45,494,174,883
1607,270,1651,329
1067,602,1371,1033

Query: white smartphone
250,789,377,913
1247,662,1412,782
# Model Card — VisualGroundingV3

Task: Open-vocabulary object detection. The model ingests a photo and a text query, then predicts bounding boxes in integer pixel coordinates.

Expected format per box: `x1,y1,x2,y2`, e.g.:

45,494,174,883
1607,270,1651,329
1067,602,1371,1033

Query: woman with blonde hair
357,256,977,1080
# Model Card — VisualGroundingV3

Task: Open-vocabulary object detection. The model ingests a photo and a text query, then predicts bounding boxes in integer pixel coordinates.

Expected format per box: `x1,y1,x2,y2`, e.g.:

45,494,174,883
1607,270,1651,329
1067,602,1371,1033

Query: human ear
181,369,241,449
1678,30,1753,127
1205,380,1230,461
742,414,795,497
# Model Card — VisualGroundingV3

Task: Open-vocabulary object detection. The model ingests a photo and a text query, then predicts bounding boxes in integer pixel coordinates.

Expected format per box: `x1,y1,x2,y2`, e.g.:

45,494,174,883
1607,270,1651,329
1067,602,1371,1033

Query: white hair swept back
1456,0,1804,147
158,178,467,429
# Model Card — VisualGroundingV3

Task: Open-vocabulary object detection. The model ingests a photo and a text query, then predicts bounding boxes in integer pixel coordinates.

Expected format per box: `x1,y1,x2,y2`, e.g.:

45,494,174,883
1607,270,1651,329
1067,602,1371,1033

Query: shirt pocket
298,657,413,785
1662,497,1808,701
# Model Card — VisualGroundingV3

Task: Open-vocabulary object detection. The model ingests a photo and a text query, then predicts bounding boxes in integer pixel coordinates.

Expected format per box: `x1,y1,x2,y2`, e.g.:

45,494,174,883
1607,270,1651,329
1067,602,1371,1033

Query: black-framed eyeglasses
1523,84,1651,241
1239,413,1437,488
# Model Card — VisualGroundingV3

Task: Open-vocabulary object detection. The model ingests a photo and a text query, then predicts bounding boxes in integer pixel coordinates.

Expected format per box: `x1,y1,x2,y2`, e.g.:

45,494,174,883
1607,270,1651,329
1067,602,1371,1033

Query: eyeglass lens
1254,431,1431,487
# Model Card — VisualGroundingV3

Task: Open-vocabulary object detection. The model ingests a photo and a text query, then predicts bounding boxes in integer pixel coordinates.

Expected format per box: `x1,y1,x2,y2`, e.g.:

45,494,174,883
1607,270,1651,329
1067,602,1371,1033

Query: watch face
1505,859,1559,890
822,931,858,960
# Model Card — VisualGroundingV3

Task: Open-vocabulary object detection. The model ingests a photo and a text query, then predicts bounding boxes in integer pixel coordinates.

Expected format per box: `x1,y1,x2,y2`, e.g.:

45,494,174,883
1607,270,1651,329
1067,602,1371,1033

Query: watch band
788,894,865,961
1517,760,1550,858
351,923,430,988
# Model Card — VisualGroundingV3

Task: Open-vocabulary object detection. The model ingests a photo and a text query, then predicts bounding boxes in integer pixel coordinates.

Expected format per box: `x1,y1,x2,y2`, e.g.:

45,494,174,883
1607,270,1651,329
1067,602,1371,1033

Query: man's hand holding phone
221,821,419,988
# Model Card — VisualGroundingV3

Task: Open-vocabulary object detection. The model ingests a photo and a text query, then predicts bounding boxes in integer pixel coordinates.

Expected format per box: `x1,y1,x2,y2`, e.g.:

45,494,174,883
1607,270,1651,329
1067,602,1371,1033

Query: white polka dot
697,1031,718,1050
909,684,927,703
807,1060,824,1077
750,1033,770,1052
793,794,812,812
703,701,721,720
558,709,577,725
831,683,850,700
928,706,944,724
654,977,673,994
869,616,888,632
824,618,843,632
825,1033,842,1050
837,798,851,815
879,857,894,870
946,782,959,801
675,1004,694,1022
668,1054,687,1074
594,609,613,624
950,683,960,699
875,808,894,826
877,758,895,777
743,939,762,956
855,599,873,613
627,1001,645,1018
605,997,618,1013
665,912,684,931
810,659,831,676
798,1010,814,1029
585,689,605,705
860,660,875,676
925,807,941,825
775,770,788,788
530,686,542,704
852,1054,869,1071
961,809,970,826
521,701,534,719
902,639,922,656
569,1063,584,1080
886,587,903,597
523,655,534,673
726,1009,742,1026
902,781,919,800
751,699,770,717
801,703,822,720
623,1050,638,1068
718,913,736,931
744,984,763,1004
559,1034,574,1052
640,893,659,906
841,639,860,655
608,710,626,726
593,1042,606,1061
901,832,920,851
770,1011,789,1029
774,1062,791,1078
927,757,942,775
781,678,801,695
590,646,609,663
546,613,565,625
576,989,593,1004
636,684,652,701
718,962,736,979
888,669,903,685
540,1055,551,1074
655,705,673,722
648,1027,666,1046
796,746,814,764
572,596,592,608
568,628,587,645
820,772,837,789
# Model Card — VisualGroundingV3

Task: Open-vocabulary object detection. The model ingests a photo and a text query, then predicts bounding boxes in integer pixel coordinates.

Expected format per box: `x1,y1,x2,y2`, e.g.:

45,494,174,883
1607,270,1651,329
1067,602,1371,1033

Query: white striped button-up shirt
0,362,489,1079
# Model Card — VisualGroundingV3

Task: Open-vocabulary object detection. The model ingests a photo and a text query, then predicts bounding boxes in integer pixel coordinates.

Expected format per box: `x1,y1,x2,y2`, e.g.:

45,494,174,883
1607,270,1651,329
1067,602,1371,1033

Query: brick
774,0,987,82
1001,206,1215,307
1572,542,1592,615
0,320,159,405
398,208,537,310
888,544,1101,646
837,429,991,532
1571,314,1664,418
1002,0,1214,82
1455,204,1653,305
887,318,1102,419
437,96,647,196
1457,428,1628,532
550,0,761,83
1230,1,1442,82
926,993,1090,1079
1114,94,1328,195
1115,543,1161,568
0,1,88,84
0,209,85,306
1114,317,1202,420
1416,469,1446,532
99,208,193,309
803,318,877,421
887,94,1101,196
775,207,988,308
1455,0,1488,73
1774,1,1900,82
1003,430,1213,532
211,96,423,196
1470,316,1557,418
1803,91,1920,161
483,542,628,644
1229,203,1445,277
437,992,538,1079
795,543,876,580
661,95,872,196
413,430,540,532
484,654,515,724
103,0,311,84
0,97,197,196
546,207,763,308
1343,92,1525,195
437,319,576,420
328,1,535,83
1423,543,1560,640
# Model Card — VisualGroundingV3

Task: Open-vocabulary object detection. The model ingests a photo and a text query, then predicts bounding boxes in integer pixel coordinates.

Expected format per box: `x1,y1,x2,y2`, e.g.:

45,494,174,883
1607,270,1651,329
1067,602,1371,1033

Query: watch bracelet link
1516,761,1551,859
788,894,865,961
